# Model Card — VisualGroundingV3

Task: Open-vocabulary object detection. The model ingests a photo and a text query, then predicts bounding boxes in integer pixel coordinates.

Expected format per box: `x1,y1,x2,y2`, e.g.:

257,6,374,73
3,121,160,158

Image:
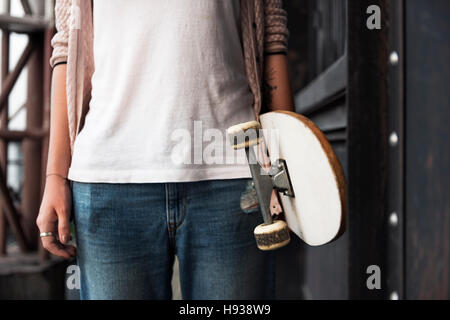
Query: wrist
46,173,68,182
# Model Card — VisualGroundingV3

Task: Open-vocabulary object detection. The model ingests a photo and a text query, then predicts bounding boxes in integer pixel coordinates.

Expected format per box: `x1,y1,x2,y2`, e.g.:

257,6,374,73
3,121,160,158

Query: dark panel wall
405,0,450,299
284,0,349,299
286,0,347,92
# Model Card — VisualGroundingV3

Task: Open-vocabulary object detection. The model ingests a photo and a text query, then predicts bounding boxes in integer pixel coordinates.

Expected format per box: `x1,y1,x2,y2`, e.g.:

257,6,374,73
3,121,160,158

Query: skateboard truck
227,121,293,251
269,159,295,197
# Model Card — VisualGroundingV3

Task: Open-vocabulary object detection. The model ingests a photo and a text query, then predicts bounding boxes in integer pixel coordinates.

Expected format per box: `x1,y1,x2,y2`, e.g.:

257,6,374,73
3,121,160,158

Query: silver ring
40,232,55,238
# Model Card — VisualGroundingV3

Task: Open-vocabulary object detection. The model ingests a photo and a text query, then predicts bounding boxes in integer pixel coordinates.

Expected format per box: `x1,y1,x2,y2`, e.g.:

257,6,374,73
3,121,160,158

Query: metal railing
0,0,54,262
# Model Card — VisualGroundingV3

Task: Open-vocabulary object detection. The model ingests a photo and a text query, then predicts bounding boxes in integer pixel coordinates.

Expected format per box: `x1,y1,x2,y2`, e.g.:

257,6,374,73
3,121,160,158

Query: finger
37,210,75,259
65,244,77,257
37,214,58,244
41,236,73,259
41,235,77,258
57,208,71,244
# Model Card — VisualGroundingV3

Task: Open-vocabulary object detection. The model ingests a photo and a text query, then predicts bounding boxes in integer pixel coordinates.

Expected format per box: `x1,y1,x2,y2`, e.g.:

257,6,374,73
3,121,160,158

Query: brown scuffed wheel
254,220,290,251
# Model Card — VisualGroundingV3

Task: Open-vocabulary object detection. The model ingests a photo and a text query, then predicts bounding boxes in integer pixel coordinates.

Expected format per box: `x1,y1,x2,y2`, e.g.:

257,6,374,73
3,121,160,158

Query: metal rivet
389,132,399,147
389,212,398,227
390,291,399,300
389,51,399,66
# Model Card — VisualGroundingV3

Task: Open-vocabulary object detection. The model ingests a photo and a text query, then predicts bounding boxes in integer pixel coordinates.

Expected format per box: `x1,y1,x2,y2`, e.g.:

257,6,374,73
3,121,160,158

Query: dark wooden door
404,0,450,299
275,0,450,300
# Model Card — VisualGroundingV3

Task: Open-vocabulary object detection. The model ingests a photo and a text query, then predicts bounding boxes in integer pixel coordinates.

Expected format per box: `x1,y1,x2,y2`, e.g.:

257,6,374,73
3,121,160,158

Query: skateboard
227,110,347,250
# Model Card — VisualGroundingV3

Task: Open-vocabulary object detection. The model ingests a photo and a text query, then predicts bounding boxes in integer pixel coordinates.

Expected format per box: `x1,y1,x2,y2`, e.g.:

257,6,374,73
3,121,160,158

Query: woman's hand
36,175,76,259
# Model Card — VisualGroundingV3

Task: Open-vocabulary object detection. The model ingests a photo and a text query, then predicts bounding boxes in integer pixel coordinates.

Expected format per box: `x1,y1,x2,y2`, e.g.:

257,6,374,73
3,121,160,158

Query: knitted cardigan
50,0,289,154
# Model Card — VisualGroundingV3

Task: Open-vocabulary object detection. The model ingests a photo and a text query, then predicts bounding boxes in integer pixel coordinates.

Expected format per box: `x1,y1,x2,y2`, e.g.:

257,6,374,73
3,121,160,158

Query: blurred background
0,0,448,300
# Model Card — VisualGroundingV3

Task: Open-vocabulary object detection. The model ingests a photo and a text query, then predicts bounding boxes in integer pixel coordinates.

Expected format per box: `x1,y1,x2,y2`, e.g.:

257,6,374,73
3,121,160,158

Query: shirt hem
68,167,252,183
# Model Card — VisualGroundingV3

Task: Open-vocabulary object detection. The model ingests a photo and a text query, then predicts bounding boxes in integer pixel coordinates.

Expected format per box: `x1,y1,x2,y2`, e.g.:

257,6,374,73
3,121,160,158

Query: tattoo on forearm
263,67,278,110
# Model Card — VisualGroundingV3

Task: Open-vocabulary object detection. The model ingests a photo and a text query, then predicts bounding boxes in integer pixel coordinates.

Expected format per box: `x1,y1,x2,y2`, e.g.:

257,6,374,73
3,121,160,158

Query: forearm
37,63,75,259
262,54,295,112
46,64,72,177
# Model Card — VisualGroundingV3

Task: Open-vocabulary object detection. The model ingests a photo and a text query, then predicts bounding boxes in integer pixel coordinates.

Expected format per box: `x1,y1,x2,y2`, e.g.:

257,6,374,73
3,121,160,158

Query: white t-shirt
68,0,255,183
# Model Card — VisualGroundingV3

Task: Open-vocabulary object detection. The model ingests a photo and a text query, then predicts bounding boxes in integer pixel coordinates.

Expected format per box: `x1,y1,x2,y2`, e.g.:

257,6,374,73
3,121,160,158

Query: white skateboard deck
259,111,346,246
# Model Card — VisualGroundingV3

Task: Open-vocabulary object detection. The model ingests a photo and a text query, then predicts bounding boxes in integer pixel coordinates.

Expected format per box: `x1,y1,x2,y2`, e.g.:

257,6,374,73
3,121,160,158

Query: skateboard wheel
227,121,261,150
254,220,290,251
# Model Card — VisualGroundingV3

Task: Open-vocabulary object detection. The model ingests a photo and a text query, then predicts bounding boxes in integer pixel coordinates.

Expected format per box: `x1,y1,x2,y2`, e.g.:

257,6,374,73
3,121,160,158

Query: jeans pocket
240,179,260,214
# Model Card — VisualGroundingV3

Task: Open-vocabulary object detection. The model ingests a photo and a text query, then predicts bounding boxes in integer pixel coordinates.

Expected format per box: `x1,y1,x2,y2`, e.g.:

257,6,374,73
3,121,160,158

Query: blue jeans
71,178,274,300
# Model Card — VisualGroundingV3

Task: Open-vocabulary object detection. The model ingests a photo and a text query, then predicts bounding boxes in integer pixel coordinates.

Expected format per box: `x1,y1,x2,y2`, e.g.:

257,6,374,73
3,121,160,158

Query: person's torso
68,0,254,183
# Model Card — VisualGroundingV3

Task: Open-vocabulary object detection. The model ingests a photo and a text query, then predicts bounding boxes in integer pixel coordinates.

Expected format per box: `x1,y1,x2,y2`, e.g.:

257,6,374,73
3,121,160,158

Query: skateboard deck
259,111,346,246
228,110,346,248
